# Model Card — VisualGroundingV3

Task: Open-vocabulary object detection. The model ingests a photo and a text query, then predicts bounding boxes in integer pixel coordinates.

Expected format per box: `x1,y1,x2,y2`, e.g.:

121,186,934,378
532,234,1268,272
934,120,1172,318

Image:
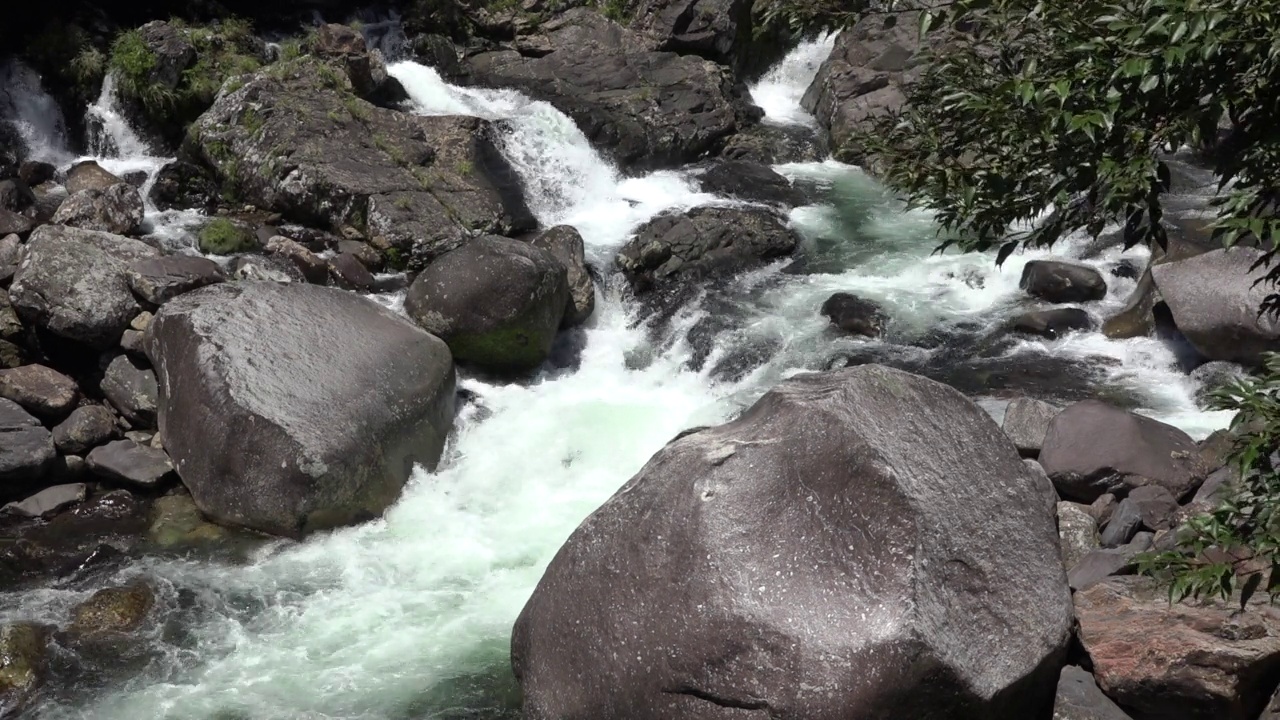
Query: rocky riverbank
0,2,1276,718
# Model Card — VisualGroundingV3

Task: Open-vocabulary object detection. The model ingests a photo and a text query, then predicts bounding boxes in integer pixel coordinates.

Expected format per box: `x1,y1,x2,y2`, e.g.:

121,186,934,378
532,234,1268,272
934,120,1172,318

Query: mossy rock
0,623,49,712
198,218,259,255
148,493,230,548
69,582,155,637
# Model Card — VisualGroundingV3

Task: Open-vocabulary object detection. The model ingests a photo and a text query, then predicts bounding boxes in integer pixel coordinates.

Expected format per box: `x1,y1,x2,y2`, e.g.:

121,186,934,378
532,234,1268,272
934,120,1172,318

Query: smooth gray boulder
144,281,456,537
0,399,56,499
1020,261,1108,303
9,225,159,348
86,440,175,489
125,255,226,305
1052,666,1135,720
101,355,159,429
514,365,1072,720
52,405,119,455
0,364,79,420
3,484,87,518
1002,397,1060,457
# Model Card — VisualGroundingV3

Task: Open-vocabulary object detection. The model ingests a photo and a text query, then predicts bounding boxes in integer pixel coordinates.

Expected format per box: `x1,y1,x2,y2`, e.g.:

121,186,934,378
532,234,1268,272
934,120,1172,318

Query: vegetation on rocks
197,218,257,255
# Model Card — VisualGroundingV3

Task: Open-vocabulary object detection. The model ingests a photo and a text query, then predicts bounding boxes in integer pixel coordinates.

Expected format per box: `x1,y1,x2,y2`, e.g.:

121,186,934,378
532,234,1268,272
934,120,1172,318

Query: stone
101,355,159,429
1077,576,1280,720
0,622,49,717
719,123,827,165
125,255,226,305
1098,498,1142,547
120,329,146,356
17,162,55,188
64,161,123,195
514,365,1072,720
1090,493,1118,525
1020,261,1108,303
1011,308,1094,339
531,225,595,327
0,399,56,500
697,160,807,206
627,0,787,78
1127,484,1180,531
0,207,33,238
2,484,87,518
86,440,175,489
405,236,568,374
0,341,22,369
136,20,198,91
313,23,401,102
52,183,146,235
1052,666,1135,720
1191,361,1249,406
0,364,78,420
69,581,155,637
230,254,304,284
9,225,159,348
147,492,230,549
821,292,886,337
327,252,375,291
0,293,23,339
0,233,23,284
1003,397,1061,457
1067,533,1153,591
336,240,384,272
266,236,329,284
144,281,456,537
52,405,119,455
1057,502,1099,572
1040,400,1206,503
148,160,218,212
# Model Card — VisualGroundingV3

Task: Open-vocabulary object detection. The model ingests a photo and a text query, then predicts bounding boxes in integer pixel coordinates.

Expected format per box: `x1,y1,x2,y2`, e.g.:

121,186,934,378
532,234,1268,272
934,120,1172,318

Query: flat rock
0,399,56,499
2,483,86,518
68,581,155,637
85,440,175,489
125,254,226,305
0,364,78,420
1067,533,1152,591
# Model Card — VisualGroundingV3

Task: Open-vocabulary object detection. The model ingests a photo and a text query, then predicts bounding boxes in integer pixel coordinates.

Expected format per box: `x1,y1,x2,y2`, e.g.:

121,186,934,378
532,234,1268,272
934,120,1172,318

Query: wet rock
0,364,78,420
1110,258,1142,280
101,355,159,429
327,252,375,291
9,225,159,348
1191,361,1249,405
0,208,33,238
627,0,787,78
65,161,124,195
125,255,226,305
1040,400,1206,502
0,622,49,717
1020,261,1108,303
86,440,175,489
145,281,456,537
719,123,827,165
0,490,147,588
53,183,145,235
147,492,230,549
265,236,329,284
1003,397,1060,457
1098,497,1142,547
0,179,35,214
1077,576,1280,720
52,406,119,455
405,236,568,374
1103,266,1161,339
1067,533,1152,591
820,291,886,337
69,581,155,637
1011,308,1094,339
697,160,807,206
531,225,595,327
0,234,23,284
147,160,218,212
1057,502,1099,572
1052,666,1135,720
514,365,1072,720
2,483,86,518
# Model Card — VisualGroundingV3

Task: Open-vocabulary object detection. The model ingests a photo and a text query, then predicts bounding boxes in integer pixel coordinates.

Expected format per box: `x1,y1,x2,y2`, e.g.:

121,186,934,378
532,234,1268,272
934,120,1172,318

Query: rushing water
1,35,1233,719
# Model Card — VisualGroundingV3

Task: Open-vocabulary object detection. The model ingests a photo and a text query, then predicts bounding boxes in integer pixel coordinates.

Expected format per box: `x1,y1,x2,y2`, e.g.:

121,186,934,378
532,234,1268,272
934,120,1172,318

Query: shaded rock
1090,493,1118,526
2,484,86,518
336,239,384,272
1067,533,1153,591
1103,266,1161,339
1011,308,1093,339
1057,501,1099,572
144,282,456,537
1191,361,1249,405
0,208,33,238
65,161,124,195
1040,400,1206,502
265,236,328,284
1020,261,1108,303
627,0,787,78
17,162,55,188
120,329,146,356
52,405,119,455
9,225,159,348
0,180,35,214
1077,576,1280,720
0,234,23,284
86,440,174,489
1127,484,1179,531
1003,397,1060,457
0,293,23,339
101,355,159,429
125,255,226,305
697,160,806,206
0,364,78,420
821,291,886,337
52,183,145,235
1098,498,1142,547
0,341,22,370
68,581,155,637
719,123,827,165
313,23,401,102
135,20,198,92
147,160,218,212
514,365,1072,720
0,399,56,499
327,252,375,292
1052,666,1135,720
0,623,49,717
531,225,595,327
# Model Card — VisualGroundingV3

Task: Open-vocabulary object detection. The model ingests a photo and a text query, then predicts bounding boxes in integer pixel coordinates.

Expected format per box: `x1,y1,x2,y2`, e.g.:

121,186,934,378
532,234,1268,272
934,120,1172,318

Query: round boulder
404,236,568,374
52,183,145,236
820,291,885,337
514,365,1073,720
1020,260,1107,303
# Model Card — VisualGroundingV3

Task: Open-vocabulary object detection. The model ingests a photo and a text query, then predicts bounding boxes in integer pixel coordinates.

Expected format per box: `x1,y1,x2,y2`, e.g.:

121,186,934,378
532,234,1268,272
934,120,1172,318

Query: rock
531,225,595,327
1090,493,1118,526
719,123,827,165
0,294,23,339
0,364,78,420
229,255,304,284
0,207,33,238
1020,261,1108,303
0,341,22,369
0,399,56,499
1191,361,1249,405
1040,400,1206,502
1011,308,1094,339
1052,666,1136,720
17,162,54,188
336,239,384,272
697,160,807,206
197,218,258,255
1057,502,1099,572
86,440,175,489
65,161,124,195
0,234,23,283
0,623,49,716
9,225,159,348
1127,485,1180,531
1103,265,1161,339
120,329,146,356
148,160,218,212
189,57,533,270
820,291,886,337
1152,247,1280,365
617,206,799,292
131,312,153,332
144,281,456,537
147,491,230,549
1003,397,1060,457
1067,533,1153,591
0,490,148,588
52,405,119,455
465,9,757,169
52,183,146,235
136,20,198,91
405,236,568,374
2,483,87,518
69,581,155,637
101,355,159,428
265,236,328,284
1077,576,1280,720
313,23,402,103
1098,498,1142,547
125,255,226,304
327,252,375,291
513,365,1072,720
627,0,787,78
0,180,35,214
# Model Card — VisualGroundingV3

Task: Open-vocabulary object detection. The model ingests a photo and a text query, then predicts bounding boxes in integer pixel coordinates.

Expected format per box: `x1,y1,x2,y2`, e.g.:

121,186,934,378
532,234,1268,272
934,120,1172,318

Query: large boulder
1077,576,1280,720
144,281,456,537
617,206,799,292
464,9,758,169
52,183,146,235
9,225,159,348
187,57,534,270
626,0,788,78
514,365,1073,720
1020,261,1108,303
821,291,886,337
1039,400,1206,503
0,399,56,501
1151,247,1280,365
404,236,568,374
531,225,595,327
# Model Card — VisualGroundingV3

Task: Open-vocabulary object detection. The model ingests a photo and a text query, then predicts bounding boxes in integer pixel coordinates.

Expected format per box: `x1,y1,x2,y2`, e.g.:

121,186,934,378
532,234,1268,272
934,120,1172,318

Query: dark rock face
1151,247,1280,365
52,183,145,235
85,440,174,489
820,292,886,337
531,225,595,327
627,0,787,78
148,160,218,212
125,255,226,305
1098,498,1142,547
0,399,56,500
719,123,827,165
514,365,1072,720
0,364,79,420
144,281,456,537
52,405,119,455
465,9,757,169
1077,576,1280,720
1020,261,1108,303
697,160,807,206
1011,308,1094,339
101,355,159,429
617,206,799,292
1052,666,1135,720
0,489,148,589
9,225,159,349
1002,397,1060,457
313,23,403,103
405,236,568,374
1040,400,1206,503
189,58,534,269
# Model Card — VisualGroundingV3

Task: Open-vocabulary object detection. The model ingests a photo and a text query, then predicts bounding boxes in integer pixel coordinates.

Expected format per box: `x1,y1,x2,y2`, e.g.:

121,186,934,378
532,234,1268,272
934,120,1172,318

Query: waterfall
0,61,75,166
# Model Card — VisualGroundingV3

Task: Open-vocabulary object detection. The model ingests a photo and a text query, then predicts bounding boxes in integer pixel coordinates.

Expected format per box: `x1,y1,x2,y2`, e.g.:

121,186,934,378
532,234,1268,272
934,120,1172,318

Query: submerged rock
0,622,49,717
145,282,456,537
68,581,155,637
1011,308,1094,339
514,365,1072,720
820,291,886,337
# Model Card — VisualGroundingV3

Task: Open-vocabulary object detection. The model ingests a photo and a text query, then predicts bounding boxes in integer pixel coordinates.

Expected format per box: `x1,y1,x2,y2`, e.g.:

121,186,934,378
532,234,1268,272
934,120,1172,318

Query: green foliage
342,94,371,121
383,247,407,271
110,30,172,113
595,0,631,22
1140,354,1280,606
198,218,258,255
71,47,107,87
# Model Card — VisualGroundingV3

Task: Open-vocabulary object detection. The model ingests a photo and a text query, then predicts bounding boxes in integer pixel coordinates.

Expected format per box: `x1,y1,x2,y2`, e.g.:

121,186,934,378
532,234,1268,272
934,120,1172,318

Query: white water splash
749,33,837,126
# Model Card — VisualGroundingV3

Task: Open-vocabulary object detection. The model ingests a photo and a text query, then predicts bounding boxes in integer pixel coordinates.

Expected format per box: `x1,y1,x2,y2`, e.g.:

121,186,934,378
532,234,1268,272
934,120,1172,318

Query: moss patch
198,218,258,254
